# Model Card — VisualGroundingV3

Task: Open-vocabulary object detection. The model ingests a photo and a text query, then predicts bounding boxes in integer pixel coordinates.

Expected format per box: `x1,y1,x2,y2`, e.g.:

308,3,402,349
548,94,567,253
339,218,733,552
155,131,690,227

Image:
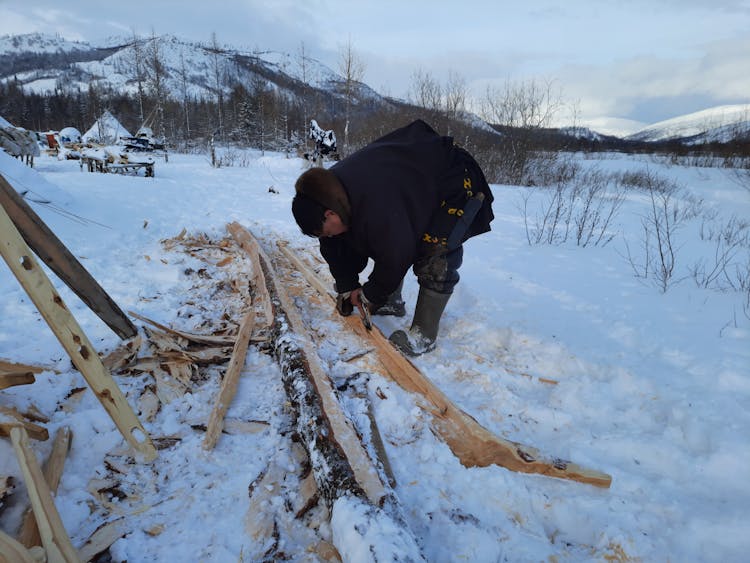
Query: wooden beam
10,426,81,563
19,426,73,549
276,242,612,488
0,359,49,375
0,173,137,339
203,307,256,450
224,224,273,327
0,202,157,462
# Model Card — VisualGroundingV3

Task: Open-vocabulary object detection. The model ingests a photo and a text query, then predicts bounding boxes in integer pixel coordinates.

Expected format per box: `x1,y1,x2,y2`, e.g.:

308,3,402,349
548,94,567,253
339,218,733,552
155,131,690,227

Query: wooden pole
202,307,256,450
10,426,81,563
0,201,157,462
19,426,73,549
0,173,137,339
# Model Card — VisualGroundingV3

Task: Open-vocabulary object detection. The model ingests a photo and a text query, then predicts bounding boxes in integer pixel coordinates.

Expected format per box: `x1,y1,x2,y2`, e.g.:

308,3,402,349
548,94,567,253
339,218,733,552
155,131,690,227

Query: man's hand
350,288,373,330
335,292,354,316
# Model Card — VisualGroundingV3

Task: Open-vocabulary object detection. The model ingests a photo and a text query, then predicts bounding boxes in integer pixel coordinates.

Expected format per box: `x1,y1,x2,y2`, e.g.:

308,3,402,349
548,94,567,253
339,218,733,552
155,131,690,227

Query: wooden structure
80,155,154,177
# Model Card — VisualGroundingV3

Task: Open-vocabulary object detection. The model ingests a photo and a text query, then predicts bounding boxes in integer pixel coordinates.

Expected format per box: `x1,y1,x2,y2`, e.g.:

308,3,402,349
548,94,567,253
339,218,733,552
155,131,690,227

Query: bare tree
409,68,442,112
145,30,167,139
176,48,191,147
130,29,146,124
444,70,467,119
480,78,564,184
338,37,365,156
208,32,225,139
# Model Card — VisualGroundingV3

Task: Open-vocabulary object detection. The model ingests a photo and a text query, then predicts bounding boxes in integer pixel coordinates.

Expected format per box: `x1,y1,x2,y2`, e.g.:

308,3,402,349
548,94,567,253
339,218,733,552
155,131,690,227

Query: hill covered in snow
0,32,388,114
626,104,750,143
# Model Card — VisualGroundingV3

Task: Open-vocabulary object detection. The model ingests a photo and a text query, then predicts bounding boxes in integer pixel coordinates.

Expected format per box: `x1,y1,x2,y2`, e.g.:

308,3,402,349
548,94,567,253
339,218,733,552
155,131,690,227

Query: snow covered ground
0,144,748,562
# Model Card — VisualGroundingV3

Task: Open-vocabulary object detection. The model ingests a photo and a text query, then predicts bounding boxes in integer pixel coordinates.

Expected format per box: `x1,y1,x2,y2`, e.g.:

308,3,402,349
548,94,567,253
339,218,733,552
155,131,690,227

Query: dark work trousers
412,152,486,294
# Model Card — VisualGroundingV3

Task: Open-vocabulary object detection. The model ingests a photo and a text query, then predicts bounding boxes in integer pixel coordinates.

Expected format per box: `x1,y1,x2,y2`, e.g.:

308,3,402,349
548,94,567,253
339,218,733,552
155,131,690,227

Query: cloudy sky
1,0,749,132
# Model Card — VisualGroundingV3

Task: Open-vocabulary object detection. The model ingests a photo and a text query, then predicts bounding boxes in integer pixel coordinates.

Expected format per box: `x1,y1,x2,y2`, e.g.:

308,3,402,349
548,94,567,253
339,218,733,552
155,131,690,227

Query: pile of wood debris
2,223,612,562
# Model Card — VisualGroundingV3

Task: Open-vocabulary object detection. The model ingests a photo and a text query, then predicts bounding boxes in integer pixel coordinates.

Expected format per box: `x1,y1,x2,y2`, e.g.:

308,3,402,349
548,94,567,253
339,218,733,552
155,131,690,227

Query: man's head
292,167,351,238
292,193,348,237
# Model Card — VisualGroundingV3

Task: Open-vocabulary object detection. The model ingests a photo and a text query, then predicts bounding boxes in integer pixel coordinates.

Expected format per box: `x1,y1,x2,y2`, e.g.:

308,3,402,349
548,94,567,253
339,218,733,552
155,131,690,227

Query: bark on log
227,223,424,562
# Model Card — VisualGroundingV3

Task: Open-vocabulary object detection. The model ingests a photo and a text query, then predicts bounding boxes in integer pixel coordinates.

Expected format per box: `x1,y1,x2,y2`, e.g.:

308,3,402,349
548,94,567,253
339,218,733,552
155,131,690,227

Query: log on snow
228,223,424,561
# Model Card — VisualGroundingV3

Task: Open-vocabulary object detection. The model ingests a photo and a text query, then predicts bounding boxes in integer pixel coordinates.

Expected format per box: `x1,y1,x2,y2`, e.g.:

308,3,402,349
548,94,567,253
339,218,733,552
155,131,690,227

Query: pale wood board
0,406,49,442
19,426,73,549
10,426,81,563
0,529,38,563
203,307,256,450
0,372,35,390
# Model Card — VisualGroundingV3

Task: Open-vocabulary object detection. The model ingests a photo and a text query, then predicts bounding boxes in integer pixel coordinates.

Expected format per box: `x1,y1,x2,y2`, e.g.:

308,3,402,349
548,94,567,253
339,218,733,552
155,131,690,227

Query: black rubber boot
389,287,450,356
371,280,406,317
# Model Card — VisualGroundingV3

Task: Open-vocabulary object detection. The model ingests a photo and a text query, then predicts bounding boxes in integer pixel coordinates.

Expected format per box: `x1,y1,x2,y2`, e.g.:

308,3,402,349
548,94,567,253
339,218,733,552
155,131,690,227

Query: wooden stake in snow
10,426,81,563
0,201,157,462
18,426,73,549
277,242,612,489
203,307,256,450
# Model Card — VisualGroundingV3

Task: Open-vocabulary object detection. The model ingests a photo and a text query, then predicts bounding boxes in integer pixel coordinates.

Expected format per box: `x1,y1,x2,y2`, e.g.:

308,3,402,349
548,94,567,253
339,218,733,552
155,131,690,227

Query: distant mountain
0,32,391,115
626,104,750,143
2,33,748,147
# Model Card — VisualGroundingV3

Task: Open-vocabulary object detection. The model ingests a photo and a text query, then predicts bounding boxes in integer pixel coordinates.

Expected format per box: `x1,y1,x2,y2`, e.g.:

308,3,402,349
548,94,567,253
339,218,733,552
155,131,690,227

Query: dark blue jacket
320,120,493,304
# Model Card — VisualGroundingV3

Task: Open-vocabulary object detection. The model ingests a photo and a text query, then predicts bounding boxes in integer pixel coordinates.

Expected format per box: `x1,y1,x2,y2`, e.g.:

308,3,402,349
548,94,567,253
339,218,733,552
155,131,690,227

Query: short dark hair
292,192,327,237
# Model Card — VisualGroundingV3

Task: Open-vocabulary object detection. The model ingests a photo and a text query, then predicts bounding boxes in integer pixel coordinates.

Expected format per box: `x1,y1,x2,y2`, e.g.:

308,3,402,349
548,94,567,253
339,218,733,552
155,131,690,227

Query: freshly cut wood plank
225,224,273,327
0,407,49,441
0,372,35,390
0,173,137,339
203,307,256,450
0,202,156,462
10,426,81,563
277,243,612,488
19,426,73,549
